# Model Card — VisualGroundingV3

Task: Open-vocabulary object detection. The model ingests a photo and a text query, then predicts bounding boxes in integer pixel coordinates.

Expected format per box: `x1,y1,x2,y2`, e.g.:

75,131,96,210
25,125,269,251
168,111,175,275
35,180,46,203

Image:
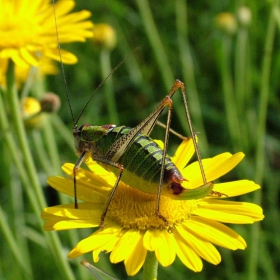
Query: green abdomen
96,126,181,194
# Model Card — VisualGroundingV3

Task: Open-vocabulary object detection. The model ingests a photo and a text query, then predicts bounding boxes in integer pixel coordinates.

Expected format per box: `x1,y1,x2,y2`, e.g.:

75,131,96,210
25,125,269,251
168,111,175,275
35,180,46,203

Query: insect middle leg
92,156,124,228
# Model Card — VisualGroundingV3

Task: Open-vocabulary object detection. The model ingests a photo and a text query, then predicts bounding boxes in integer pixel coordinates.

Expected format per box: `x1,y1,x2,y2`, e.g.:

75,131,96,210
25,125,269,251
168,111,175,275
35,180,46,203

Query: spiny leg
156,120,188,140
168,80,207,185
154,96,173,226
155,80,209,226
92,157,124,228
73,151,87,209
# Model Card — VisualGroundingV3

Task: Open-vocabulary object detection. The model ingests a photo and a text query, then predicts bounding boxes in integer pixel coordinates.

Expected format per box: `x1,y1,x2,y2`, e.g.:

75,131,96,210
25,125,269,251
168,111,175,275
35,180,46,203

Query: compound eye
73,124,84,138
78,124,85,131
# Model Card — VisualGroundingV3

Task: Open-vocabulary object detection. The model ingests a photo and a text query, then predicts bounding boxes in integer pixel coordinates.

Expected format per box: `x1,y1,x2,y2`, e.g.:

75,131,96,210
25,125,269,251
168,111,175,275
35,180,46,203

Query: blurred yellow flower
92,24,117,50
215,12,237,35
0,0,93,68
42,138,264,276
23,97,45,129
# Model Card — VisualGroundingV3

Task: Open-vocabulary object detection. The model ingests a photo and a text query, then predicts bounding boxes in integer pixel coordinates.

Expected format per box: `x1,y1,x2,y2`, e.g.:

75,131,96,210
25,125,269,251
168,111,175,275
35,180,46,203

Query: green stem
234,27,248,115
246,2,276,279
51,114,73,149
6,60,46,210
100,49,119,124
5,60,75,280
31,78,89,279
135,0,174,89
0,207,32,279
142,251,158,280
31,130,53,175
234,26,250,151
219,35,242,150
20,66,37,100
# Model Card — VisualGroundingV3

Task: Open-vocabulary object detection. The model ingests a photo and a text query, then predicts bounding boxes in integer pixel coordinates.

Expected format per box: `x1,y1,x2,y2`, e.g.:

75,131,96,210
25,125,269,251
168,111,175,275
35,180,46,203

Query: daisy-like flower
0,0,93,68
42,138,264,276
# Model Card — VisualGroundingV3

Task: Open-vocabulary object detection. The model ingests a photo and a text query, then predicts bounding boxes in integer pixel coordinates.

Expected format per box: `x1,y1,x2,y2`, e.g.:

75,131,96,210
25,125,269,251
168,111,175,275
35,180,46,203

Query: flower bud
40,93,61,113
215,13,237,35
237,7,252,27
92,24,117,50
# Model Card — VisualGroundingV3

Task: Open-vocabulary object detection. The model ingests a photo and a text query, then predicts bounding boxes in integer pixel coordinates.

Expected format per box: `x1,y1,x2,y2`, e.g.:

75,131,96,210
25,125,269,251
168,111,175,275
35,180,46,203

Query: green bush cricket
52,2,215,229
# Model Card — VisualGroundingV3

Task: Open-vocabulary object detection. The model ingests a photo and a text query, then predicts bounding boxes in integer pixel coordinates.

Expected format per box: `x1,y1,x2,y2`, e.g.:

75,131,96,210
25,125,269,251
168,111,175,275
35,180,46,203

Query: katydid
73,80,214,227
52,3,215,228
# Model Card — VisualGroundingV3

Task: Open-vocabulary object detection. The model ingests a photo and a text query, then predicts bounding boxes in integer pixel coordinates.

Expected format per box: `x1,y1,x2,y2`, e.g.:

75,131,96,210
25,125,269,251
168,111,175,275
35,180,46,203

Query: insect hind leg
155,80,209,227
168,80,207,185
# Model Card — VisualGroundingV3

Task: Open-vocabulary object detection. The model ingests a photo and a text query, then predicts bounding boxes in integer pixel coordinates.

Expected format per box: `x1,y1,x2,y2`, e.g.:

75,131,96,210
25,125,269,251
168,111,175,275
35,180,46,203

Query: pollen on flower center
106,182,197,230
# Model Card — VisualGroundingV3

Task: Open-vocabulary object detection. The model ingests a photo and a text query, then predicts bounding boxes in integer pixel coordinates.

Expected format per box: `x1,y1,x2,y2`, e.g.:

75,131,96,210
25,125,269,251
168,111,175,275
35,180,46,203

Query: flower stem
5,60,75,280
219,34,242,151
142,251,158,280
0,207,32,278
246,2,277,279
6,60,46,211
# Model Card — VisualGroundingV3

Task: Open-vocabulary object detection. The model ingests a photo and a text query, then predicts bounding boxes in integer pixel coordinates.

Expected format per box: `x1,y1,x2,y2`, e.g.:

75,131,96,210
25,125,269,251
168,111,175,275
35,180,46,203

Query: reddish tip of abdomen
165,168,187,195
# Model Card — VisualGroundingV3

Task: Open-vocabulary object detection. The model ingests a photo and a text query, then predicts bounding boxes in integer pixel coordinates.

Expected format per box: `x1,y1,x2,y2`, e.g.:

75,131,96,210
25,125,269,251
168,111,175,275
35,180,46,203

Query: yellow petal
1,49,30,68
19,47,38,66
43,203,103,220
124,235,147,276
53,219,99,230
143,230,176,267
54,0,75,16
172,138,195,170
47,176,109,202
42,216,67,231
175,225,221,264
213,180,260,197
183,152,245,188
68,226,122,258
110,230,142,263
45,49,77,64
187,217,246,250
175,233,203,272
143,230,160,251
93,231,122,262
194,199,264,223
63,162,116,188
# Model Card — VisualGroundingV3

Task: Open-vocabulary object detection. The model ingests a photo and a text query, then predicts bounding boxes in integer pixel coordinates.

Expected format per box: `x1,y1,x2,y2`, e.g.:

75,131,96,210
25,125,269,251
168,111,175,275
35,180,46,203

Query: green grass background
0,0,279,279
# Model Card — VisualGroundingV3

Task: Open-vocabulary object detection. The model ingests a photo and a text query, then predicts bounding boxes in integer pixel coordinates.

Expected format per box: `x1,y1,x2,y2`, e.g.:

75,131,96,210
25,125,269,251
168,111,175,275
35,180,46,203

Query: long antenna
75,48,140,125
53,0,139,128
52,0,76,127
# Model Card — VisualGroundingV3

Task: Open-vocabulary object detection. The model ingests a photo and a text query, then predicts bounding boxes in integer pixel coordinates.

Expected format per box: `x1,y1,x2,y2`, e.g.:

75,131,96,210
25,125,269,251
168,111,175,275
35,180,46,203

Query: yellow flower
0,0,93,68
42,138,264,276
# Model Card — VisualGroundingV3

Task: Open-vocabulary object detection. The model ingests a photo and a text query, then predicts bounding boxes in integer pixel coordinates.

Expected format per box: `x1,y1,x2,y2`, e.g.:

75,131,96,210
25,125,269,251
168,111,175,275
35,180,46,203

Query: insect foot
210,190,228,197
155,211,169,227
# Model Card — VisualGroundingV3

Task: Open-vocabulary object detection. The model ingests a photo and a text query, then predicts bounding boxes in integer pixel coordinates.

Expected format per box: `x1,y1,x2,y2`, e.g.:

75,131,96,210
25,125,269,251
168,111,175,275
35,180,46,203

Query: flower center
107,182,197,230
0,18,41,49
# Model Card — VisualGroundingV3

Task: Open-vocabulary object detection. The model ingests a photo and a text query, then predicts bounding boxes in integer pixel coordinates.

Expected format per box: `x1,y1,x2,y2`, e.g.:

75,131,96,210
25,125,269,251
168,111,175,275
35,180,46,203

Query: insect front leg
73,151,87,208
93,156,124,228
